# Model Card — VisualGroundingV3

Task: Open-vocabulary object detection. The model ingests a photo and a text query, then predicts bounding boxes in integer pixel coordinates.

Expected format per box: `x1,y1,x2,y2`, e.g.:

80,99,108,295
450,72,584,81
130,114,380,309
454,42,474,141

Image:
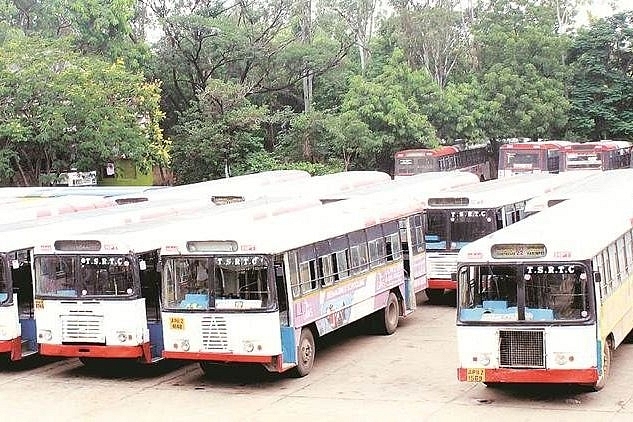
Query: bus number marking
170,317,185,330
35,299,44,309
466,368,485,382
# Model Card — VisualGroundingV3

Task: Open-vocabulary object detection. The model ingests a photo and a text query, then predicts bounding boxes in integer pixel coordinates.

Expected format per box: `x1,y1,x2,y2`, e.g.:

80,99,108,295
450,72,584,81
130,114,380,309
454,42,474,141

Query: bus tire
380,292,399,335
425,288,444,303
292,328,315,377
592,340,612,391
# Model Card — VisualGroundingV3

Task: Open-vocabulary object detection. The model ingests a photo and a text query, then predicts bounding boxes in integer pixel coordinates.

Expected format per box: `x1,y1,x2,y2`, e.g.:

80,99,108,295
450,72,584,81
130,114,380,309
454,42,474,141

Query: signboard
491,243,546,259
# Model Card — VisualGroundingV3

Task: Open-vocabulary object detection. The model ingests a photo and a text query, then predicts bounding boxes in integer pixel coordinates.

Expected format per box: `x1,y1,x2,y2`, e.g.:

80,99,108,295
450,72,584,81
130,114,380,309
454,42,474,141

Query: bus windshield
566,152,602,170
458,263,591,322
425,209,496,251
34,255,136,298
500,151,541,170
162,256,271,311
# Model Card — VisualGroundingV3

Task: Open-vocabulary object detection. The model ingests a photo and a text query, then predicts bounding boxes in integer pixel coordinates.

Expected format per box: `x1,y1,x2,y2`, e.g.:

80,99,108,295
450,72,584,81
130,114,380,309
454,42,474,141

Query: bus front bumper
457,367,598,384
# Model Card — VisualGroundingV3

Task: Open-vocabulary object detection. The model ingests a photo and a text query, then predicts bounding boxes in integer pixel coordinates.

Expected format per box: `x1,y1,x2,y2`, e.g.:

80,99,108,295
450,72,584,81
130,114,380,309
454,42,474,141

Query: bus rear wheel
292,328,315,377
591,340,612,391
379,292,399,335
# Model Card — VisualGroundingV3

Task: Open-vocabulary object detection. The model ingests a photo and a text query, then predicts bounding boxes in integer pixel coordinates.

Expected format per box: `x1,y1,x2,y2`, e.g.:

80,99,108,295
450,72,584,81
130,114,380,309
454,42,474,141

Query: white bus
524,168,633,215
0,170,315,363
423,172,597,301
455,194,633,390
29,171,393,366
158,189,433,377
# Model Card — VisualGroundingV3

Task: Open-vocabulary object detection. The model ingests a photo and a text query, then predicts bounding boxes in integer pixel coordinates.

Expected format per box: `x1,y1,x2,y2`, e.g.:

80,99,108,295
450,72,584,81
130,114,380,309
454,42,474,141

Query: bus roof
524,169,633,214
160,191,431,256
321,171,480,201
425,172,595,209
499,141,574,150
458,194,633,262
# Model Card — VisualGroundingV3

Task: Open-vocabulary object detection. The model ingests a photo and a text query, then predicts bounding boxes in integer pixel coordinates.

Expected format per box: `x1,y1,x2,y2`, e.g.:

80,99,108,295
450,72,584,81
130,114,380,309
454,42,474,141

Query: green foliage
567,12,633,140
341,49,439,171
170,79,269,183
0,35,166,185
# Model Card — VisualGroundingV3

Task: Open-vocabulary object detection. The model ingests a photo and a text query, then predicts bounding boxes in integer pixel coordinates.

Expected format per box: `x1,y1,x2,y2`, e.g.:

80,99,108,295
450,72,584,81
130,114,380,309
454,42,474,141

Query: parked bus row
0,169,481,372
2,169,623,382
394,139,632,180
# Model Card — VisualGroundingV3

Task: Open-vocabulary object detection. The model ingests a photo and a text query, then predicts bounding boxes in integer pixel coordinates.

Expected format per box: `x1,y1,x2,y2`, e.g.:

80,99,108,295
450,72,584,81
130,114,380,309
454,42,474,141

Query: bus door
139,250,163,360
10,250,37,356
278,255,296,365
546,149,561,173
402,214,425,309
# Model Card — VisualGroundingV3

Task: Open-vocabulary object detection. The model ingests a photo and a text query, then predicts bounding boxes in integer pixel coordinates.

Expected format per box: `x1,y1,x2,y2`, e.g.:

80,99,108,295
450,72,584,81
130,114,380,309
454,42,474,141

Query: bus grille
61,315,105,343
499,330,545,368
201,316,229,351
427,255,457,278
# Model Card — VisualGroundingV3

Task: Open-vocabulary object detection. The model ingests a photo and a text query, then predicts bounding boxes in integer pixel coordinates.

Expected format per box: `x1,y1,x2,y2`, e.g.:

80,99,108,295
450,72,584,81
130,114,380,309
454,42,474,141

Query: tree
393,0,472,88
170,79,269,183
340,49,439,172
469,0,571,140
567,12,633,140
0,35,166,185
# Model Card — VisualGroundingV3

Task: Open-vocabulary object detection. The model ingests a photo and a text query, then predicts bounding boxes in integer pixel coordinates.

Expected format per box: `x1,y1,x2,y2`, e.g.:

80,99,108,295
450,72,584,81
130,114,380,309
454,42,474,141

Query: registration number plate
466,368,485,382
170,317,185,330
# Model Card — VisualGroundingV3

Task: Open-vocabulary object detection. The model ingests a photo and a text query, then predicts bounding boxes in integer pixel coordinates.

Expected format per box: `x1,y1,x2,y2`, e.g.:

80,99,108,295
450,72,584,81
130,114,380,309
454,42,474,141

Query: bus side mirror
593,272,601,284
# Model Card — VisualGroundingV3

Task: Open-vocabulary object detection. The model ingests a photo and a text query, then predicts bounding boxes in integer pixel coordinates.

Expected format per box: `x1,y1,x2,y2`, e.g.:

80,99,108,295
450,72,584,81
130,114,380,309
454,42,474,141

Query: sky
576,0,629,27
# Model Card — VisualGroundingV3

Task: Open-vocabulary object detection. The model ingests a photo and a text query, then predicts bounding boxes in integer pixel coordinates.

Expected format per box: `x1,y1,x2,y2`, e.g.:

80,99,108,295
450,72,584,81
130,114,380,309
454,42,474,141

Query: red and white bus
394,142,492,181
561,140,632,171
497,141,573,178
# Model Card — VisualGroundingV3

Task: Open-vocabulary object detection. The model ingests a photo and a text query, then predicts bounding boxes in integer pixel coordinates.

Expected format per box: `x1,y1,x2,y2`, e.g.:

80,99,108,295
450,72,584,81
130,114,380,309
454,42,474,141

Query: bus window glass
425,210,448,250
334,250,350,279
608,244,619,287
449,209,496,249
524,264,589,320
287,251,301,298
0,263,7,303
617,238,627,280
162,256,270,310
458,264,590,322
458,265,518,311
625,231,633,271
35,256,135,297
319,255,335,287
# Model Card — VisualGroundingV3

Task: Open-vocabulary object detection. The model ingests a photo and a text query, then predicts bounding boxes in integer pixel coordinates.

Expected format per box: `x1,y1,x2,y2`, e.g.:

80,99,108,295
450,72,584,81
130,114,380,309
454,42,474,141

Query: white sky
576,0,629,27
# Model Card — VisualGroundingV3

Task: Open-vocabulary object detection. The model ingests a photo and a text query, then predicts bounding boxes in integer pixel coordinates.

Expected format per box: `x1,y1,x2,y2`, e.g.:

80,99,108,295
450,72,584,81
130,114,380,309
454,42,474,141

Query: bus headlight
243,341,255,353
38,330,52,342
474,353,491,366
117,332,128,343
180,339,190,352
0,325,8,338
554,352,575,366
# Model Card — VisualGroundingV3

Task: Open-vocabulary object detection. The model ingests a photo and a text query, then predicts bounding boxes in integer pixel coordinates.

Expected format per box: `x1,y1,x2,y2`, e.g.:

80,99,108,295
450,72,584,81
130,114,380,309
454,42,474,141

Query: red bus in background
561,140,632,171
394,142,492,181
497,141,573,178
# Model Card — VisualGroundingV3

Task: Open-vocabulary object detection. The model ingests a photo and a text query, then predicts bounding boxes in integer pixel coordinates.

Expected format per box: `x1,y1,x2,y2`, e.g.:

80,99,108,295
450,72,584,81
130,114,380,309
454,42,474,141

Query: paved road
2,294,633,421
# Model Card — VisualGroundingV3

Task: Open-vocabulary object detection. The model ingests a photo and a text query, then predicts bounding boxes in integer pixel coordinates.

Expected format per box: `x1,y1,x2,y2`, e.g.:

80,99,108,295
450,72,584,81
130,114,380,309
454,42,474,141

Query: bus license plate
466,368,485,382
170,317,185,330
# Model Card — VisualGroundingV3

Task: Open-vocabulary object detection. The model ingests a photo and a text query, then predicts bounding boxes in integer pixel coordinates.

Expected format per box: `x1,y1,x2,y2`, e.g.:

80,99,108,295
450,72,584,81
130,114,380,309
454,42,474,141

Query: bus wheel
292,328,315,377
425,288,444,304
380,292,399,335
592,340,612,391
199,361,213,376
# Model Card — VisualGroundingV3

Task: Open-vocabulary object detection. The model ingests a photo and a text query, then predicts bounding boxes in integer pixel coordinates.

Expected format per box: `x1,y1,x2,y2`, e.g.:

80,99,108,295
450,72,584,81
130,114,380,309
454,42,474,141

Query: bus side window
348,230,368,274
287,251,301,298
